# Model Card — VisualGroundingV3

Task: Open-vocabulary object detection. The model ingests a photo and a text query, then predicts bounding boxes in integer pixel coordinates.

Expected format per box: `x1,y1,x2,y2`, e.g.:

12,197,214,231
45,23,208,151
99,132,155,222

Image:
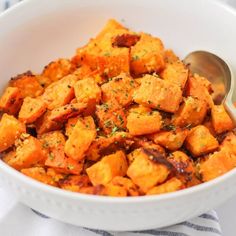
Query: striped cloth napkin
0,1,224,235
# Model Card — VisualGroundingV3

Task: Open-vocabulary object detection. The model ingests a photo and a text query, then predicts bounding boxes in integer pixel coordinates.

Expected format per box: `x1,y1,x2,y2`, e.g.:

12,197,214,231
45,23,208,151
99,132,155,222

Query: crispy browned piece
112,34,140,47
127,106,162,136
9,71,44,98
130,33,165,76
185,125,219,157
0,114,25,152
18,97,47,124
172,96,208,128
96,99,127,134
64,116,96,161
86,150,128,186
164,49,179,63
211,105,234,134
101,73,137,107
42,58,76,83
0,87,23,115
133,74,182,113
127,148,170,193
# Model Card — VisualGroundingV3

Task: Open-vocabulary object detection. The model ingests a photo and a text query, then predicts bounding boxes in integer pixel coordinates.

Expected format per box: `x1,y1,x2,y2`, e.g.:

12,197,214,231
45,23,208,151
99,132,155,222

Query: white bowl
0,0,236,231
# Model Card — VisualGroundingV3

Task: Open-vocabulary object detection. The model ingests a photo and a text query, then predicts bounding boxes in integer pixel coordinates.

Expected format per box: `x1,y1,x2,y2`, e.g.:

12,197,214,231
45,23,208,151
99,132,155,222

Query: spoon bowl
184,50,236,123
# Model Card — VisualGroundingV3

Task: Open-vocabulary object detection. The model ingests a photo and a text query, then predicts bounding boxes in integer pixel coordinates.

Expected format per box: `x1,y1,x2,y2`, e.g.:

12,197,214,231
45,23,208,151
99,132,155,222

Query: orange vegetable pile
0,19,235,197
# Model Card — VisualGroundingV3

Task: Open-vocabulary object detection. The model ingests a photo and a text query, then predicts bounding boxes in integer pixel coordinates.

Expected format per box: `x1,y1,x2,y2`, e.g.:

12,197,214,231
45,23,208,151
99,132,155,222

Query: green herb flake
67,164,75,170
103,52,111,57
132,55,139,61
49,152,54,161
104,120,112,128
121,133,126,138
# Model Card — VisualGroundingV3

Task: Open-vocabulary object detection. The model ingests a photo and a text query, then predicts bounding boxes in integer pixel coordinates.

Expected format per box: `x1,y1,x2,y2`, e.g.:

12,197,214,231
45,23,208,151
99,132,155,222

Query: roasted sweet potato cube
86,150,128,186
221,132,236,155
86,132,132,161
172,96,208,127
41,75,76,110
160,60,188,89
65,116,96,160
35,75,52,88
45,145,83,175
110,176,139,196
149,128,189,151
38,130,66,149
74,77,101,114
101,73,137,107
65,117,79,137
127,148,142,165
35,110,63,135
0,114,25,152
59,175,91,192
164,49,179,63
199,148,236,181
211,105,234,134
42,58,76,82
167,151,196,184
133,75,182,113
71,64,92,78
185,125,219,157
203,119,216,136
127,148,170,193
9,71,44,98
18,97,47,124
127,106,162,136
102,184,127,197
146,177,183,195
0,87,23,115
21,167,57,186
130,33,165,76
49,103,87,122
96,99,126,134
7,136,47,170
185,74,213,107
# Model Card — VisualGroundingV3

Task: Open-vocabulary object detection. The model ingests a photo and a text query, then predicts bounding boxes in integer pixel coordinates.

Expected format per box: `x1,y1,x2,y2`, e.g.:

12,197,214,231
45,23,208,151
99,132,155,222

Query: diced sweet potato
86,150,128,186
6,136,47,170
0,87,23,115
102,184,127,197
35,75,52,88
2,151,16,163
96,99,126,134
45,145,83,175
185,125,219,157
172,96,208,127
74,77,101,115
48,102,87,122
86,132,133,161
167,151,196,184
199,147,236,181
127,148,170,193
59,175,91,192
38,130,66,149
203,119,216,136
64,116,96,160
146,177,183,195
65,117,79,137
21,167,57,186
110,176,139,196
185,74,213,107
160,60,188,89
18,97,47,124
35,110,63,135
133,75,182,113
42,58,76,82
9,71,44,98
127,106,162,136
130,33,165,76
164,49,179,63
112,34,140,48
149,128,189,151
211,105,234,134
221,132,236,155
0,114,25,152
41,75,76,110
101,73,137,107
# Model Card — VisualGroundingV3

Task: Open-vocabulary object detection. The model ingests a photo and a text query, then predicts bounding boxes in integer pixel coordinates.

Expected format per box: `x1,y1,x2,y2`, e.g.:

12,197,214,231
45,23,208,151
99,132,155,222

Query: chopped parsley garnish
132,55,139,61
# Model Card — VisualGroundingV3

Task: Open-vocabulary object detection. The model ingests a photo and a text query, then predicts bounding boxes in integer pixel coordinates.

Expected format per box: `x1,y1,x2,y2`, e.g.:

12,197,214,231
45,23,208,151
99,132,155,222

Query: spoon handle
224,101,236,125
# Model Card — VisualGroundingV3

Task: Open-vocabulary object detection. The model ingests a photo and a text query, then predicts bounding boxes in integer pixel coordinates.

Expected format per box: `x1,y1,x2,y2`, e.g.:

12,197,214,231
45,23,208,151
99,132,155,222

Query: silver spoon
184,51,236,124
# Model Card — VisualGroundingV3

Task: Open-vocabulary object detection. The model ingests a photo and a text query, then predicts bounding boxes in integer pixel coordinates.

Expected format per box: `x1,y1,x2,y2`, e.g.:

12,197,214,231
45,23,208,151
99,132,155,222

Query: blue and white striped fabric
0,1,223,236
